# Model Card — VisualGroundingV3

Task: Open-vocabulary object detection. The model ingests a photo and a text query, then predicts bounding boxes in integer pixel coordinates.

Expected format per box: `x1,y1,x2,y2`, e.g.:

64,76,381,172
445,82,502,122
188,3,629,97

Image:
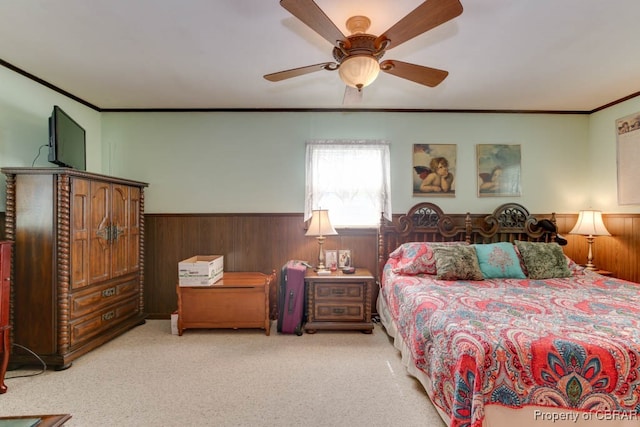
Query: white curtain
304,140,392,227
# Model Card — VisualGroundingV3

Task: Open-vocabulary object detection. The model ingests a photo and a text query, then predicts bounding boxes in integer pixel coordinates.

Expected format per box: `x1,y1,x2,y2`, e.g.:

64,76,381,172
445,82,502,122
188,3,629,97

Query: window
304,140,392,227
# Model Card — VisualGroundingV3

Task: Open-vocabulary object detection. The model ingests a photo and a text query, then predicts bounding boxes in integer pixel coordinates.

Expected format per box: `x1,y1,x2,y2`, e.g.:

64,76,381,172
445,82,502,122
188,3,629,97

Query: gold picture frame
476,144,522,197
412,144,457,197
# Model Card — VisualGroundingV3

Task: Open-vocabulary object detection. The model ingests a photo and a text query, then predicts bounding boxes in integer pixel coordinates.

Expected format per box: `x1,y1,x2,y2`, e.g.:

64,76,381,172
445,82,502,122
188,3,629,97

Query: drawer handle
102,287,116,297
332,289,346,295
332,308,346,314
102,311,115,321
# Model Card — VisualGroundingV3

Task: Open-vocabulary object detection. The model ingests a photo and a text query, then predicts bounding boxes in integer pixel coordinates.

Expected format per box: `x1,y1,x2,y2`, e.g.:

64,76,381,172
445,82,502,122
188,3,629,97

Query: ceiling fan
264,0,464,98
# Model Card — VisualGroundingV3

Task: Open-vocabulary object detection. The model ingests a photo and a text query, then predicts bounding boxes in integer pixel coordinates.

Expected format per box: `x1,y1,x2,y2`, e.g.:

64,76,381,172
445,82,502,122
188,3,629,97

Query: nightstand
304,268,374,334
593,269,613,277
582,265,614,277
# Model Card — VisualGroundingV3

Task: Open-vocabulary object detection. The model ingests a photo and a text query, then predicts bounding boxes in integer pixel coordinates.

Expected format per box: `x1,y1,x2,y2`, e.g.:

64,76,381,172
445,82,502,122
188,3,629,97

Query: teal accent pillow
474,242,526,279
514,240,572,279
433,245,484,281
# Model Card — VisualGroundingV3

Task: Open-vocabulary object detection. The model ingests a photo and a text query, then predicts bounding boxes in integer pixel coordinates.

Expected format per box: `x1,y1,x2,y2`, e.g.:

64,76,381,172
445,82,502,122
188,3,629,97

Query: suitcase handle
287,289,296,313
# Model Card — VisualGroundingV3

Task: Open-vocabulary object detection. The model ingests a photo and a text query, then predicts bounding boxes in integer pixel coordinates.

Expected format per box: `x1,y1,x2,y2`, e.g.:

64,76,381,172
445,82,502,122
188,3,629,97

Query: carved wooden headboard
377,202,557,279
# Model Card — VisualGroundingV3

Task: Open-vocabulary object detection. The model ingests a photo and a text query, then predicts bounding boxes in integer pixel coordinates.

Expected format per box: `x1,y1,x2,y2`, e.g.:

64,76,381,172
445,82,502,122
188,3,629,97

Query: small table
0,414,72,426
177,271,275,336
304,268,374,334
1,241,12,394
0,325,10,394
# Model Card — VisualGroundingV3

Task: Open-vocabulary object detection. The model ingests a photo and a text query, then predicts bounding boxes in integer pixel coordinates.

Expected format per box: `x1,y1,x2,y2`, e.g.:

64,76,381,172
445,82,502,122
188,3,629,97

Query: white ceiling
1,0,640,111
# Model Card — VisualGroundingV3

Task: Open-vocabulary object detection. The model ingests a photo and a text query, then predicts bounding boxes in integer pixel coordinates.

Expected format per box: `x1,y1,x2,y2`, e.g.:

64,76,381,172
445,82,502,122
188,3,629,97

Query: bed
377,202,640,427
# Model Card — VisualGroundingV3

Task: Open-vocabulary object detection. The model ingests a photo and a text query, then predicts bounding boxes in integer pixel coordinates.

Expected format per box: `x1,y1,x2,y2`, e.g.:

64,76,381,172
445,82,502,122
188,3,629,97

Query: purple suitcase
277,260,307,335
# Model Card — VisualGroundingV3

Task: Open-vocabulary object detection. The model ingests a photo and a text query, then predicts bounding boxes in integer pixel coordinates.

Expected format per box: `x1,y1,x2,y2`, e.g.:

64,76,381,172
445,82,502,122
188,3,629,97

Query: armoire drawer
69,296,140,348
70,276,139,319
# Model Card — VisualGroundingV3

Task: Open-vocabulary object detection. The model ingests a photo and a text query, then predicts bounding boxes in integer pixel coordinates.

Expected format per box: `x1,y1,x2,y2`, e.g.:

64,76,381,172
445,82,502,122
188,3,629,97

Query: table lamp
305,209,337,272
569,209,611,270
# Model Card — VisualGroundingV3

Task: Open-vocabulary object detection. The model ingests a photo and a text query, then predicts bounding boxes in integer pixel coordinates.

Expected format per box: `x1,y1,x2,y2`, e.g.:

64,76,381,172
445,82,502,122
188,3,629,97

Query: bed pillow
514,240,572,279
474,242,527,279
391,241,469,275
433,245,484,281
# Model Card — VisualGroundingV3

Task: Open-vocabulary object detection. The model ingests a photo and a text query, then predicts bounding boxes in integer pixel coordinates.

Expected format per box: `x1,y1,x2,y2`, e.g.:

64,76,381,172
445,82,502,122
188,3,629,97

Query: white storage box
178,255,224,286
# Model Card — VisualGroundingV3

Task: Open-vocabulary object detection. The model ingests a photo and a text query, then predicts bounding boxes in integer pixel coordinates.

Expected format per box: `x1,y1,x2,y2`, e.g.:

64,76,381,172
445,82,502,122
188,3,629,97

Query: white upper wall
0,66,102,209
588,96,640,211
102,111,590,215
1,64,640,215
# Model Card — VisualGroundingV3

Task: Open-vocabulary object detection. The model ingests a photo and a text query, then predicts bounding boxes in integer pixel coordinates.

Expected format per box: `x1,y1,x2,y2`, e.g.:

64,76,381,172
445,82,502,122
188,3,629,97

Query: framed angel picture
476,144,522,197
413,144,457,197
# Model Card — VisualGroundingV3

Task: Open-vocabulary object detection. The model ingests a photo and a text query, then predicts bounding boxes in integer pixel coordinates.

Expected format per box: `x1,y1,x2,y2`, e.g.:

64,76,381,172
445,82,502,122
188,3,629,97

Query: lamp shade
569,210,611,237
338,55,380,90
305,209,338,237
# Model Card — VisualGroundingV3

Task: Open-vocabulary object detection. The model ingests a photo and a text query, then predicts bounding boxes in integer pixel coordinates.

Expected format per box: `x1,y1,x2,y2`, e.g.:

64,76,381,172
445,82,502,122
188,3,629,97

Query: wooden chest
177,271,275,336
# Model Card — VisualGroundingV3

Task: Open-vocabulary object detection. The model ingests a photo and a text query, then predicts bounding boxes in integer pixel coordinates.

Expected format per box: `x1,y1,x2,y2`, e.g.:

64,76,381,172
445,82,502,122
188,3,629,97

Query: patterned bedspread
381,258,640,427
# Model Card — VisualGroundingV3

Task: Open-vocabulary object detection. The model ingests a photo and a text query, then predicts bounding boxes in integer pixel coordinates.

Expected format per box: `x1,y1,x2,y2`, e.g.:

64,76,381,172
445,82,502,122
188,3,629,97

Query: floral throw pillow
474,242,526,279
391,241,469,276
433,245,484,281
514,240,572,279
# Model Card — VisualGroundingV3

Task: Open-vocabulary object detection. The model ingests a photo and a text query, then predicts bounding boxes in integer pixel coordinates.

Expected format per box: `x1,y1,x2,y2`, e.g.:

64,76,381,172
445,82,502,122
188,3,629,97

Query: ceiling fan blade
380,60,449,87
376,0,463,50
264,62,336,82
343,86,363,106
280,0,346,47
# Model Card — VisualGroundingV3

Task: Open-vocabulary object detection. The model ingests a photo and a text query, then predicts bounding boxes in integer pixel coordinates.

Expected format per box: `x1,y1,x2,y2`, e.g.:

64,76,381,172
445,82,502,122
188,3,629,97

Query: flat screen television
48,105,86,170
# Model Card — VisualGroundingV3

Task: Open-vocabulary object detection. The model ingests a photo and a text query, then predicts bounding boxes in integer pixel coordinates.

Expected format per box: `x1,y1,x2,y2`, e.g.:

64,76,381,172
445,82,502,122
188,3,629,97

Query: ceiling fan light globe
339,55,380,89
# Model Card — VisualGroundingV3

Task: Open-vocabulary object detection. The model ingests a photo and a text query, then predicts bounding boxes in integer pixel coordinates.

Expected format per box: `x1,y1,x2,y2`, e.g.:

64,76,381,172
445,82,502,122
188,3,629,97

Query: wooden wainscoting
144,213,379,319
2,210,637,319
556,213,640,283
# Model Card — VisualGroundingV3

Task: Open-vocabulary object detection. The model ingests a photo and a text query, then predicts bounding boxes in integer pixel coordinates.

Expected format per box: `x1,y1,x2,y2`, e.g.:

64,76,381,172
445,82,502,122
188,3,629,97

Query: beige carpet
0,320,446,427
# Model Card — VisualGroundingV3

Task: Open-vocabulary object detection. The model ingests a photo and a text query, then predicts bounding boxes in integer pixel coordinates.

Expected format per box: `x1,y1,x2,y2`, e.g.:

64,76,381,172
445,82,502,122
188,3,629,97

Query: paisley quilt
381,257,640,427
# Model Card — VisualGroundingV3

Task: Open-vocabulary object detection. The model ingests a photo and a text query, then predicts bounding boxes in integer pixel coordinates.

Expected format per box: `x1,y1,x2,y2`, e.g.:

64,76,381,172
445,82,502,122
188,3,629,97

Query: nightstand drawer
314,283,363,300
314,303,364,321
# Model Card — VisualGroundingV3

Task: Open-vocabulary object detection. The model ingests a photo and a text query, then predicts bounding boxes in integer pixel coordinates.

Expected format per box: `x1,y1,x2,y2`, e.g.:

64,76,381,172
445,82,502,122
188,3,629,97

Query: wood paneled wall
144,214,378,318
2,211,638,319
556,213,640,283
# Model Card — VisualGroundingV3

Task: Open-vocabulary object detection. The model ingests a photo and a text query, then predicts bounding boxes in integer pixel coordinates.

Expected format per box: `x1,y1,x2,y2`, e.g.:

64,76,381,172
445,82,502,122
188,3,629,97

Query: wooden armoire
1,167,148,369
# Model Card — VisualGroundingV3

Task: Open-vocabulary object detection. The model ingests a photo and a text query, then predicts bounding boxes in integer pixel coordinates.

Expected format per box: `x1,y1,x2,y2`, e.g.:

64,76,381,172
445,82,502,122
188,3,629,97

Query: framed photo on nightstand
338,249,352,268
325,250,338,271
